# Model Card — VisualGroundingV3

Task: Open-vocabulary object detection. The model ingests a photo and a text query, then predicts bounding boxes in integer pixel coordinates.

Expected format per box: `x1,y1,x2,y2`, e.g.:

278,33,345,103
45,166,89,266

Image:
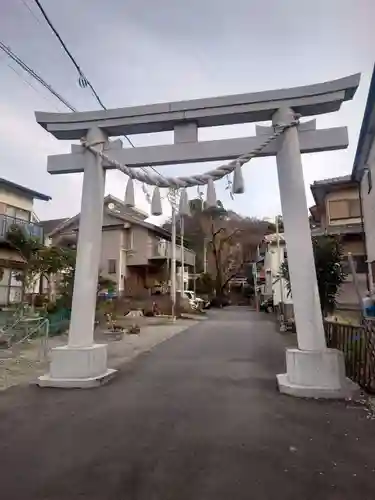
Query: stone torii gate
36,74,360,398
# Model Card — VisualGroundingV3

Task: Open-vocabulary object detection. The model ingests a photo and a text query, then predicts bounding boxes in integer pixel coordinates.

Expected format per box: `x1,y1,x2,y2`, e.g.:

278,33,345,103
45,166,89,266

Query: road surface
0,308,374,499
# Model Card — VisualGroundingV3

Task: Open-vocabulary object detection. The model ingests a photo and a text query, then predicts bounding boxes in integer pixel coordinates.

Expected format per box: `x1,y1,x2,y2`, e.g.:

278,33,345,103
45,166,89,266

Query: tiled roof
311,174,352,186
0,177,50,201
48,194,174,241
40,218,69,235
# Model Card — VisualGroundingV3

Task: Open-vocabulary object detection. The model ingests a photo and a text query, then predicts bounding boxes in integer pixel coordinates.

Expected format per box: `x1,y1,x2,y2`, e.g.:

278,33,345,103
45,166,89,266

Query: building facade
46,195,195,298
352,64,375,290
0,177,50,305
310,175,367,306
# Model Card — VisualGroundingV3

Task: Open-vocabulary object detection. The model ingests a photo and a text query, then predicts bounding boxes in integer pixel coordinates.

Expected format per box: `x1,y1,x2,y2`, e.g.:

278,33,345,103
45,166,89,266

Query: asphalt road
1,308,375,500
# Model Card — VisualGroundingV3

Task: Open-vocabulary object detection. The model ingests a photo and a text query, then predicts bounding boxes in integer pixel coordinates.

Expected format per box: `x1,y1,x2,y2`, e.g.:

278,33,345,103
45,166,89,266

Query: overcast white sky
0,0,374,223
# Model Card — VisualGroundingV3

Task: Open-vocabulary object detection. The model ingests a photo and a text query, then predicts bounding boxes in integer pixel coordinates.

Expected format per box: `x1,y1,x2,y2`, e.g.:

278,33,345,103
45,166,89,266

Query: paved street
1,307,375,499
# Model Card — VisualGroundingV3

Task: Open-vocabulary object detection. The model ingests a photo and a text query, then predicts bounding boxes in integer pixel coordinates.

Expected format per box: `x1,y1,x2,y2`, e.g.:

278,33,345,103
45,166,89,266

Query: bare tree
163,199,270,296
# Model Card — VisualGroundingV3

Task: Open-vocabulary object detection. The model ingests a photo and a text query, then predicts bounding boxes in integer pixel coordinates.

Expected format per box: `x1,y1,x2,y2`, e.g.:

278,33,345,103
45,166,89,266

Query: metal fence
0,214,44,241
324,319,375,393
44,308,71,336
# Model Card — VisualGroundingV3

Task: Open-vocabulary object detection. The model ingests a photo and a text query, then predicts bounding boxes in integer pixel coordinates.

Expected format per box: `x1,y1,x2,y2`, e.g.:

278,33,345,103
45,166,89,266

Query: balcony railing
151,240,195,266
0,214,44,242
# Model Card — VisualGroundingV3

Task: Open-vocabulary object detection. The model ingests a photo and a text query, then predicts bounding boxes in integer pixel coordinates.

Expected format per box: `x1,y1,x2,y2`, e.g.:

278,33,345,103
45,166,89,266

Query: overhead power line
32,0,165,181
6,62,61,111
32,0,106,110
0,40,77,111
19,0,42,26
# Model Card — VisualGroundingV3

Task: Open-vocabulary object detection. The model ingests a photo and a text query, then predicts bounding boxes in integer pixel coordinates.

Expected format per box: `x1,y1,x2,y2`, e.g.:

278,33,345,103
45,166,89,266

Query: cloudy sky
0,0,374,223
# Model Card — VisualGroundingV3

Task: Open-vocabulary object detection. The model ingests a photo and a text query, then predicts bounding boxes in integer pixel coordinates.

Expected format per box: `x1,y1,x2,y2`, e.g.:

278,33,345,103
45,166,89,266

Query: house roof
0,177,51,201
311,174,352,186
352,63,375,182
310,174,356,205
103,194,150,221
40,218,69,236
49,194,174,240
309,205,320,223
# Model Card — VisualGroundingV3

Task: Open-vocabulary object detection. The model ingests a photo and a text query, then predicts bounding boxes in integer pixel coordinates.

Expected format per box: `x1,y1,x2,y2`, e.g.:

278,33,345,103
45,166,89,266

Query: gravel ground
0,318,197,390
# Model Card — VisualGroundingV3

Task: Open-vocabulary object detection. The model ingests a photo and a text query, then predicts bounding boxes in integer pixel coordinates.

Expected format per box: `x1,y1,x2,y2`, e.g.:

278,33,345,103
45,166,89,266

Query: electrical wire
19,0,42,26
6,62,62,111
31,0,168,184
32,0,106,110
0,40,77,112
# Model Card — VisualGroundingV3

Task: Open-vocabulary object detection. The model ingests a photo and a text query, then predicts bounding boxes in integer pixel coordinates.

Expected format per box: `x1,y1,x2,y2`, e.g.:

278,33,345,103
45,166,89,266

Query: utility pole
171,207,176,320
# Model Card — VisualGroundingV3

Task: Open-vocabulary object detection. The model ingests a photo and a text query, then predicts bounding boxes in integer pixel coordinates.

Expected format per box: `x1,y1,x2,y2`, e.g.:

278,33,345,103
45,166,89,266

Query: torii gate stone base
36,74,360,397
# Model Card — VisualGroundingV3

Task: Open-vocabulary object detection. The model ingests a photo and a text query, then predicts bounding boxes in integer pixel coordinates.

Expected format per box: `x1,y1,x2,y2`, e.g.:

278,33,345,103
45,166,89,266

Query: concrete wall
361,136,375,262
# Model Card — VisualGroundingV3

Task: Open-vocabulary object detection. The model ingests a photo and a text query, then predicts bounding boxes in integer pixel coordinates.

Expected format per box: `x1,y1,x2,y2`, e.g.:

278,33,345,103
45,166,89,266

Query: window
108,259,116,274
328,199,361,221
0,269,23,306
5,205,30,221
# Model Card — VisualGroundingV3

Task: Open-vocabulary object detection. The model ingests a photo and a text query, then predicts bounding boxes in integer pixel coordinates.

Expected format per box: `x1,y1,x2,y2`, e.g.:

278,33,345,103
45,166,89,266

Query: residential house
0,177,50,305
310,175,367,305
352,63,375,290
44,195,195,297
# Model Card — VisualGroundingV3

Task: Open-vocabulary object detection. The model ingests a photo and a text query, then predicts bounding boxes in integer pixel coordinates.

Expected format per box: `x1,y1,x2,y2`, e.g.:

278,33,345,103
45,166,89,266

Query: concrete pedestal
38,344,116,388
277,348,359,399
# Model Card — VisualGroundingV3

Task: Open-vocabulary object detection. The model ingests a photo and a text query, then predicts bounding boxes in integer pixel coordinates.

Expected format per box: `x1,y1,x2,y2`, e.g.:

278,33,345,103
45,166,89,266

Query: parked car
183,291,210,310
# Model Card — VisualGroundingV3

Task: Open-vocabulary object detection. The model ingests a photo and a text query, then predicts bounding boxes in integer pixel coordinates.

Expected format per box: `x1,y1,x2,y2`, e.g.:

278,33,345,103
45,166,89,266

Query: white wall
126,225,152,266
0,188,33,212
361,136,375,262
100,230,122,291
264,243,292,305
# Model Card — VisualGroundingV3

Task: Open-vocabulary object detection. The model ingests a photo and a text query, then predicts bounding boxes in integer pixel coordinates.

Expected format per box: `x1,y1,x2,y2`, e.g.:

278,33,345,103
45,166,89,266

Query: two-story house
352,63,375,290
0,177,50,305
310,175,367,305
44,195,195,298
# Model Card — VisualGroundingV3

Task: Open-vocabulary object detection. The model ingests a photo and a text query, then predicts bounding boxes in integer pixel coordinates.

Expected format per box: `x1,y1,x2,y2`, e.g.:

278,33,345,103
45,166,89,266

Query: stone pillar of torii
36,74,360,398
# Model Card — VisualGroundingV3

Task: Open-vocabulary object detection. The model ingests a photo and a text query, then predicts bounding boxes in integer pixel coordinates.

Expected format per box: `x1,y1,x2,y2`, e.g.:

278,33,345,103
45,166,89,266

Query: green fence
44,308,71,336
